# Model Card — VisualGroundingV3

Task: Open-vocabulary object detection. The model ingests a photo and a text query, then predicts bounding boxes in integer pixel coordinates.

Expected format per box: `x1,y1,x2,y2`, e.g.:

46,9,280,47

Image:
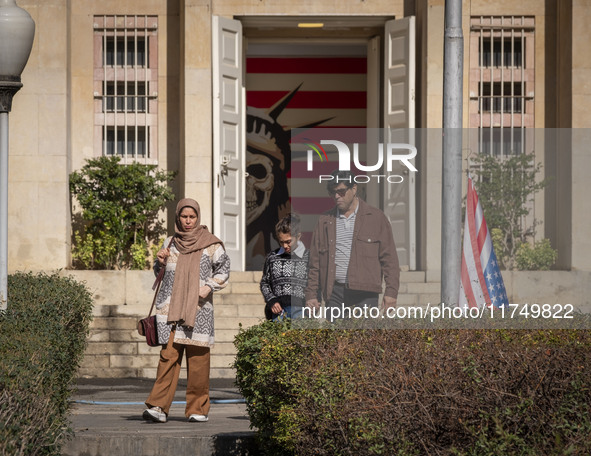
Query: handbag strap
147,237,175,317
147,279,161,318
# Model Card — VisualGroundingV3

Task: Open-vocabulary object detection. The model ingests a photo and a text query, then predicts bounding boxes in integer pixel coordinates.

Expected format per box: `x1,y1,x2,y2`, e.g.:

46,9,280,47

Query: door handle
220,156,230,176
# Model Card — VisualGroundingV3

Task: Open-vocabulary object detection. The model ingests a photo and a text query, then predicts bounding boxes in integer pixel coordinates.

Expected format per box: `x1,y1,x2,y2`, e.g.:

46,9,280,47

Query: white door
383,16,416,270
212,16,246,270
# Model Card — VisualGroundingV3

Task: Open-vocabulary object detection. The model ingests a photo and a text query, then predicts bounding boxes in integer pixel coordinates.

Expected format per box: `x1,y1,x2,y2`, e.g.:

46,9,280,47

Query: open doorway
212,16,415,272
244,41,374,270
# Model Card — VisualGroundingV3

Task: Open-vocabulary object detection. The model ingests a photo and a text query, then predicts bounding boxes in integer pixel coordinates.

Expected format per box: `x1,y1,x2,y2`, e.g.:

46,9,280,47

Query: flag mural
244,46,368,270
459,175,509,308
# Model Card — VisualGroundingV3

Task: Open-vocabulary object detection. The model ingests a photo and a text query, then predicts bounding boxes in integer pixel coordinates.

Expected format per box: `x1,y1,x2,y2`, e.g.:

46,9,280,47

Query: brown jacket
305,198,401,302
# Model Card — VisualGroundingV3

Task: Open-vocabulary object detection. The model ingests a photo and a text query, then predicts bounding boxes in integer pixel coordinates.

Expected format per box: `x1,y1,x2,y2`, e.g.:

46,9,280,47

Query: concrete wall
180,1,214,226
570,1,591,270
10,1,181,273
61,269,157,317
10,1,69,271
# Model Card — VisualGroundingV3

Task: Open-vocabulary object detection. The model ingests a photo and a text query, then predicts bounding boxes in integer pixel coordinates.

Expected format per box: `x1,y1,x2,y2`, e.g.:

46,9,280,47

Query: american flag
459,175,508,309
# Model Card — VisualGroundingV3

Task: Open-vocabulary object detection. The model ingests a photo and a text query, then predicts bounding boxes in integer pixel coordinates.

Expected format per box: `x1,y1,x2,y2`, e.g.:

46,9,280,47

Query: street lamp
0,0,35,310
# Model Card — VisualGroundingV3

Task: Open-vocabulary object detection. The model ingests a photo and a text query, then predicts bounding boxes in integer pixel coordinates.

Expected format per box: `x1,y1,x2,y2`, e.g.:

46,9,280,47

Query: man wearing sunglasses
305,170,400,321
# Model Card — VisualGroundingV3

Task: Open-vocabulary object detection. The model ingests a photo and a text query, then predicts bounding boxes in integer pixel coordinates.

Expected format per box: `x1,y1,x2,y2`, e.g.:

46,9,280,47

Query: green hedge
234,322,591,455
0,272,93,456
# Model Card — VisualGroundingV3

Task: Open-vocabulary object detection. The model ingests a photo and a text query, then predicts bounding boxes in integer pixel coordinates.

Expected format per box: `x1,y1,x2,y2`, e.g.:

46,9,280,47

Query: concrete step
91,292,266,318
63,432,258,456
400,271,427,282
81,271,442,380
83,315,245,380
404,281,441,295
80,360,237,380
218,293,265,306
82,352,237,370
87,274,265,317
62,378,258,456
211,341,238,355
78,366,236,380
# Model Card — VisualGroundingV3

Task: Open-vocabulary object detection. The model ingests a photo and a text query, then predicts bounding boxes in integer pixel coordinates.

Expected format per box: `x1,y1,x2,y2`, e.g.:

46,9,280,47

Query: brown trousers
145,330,211,417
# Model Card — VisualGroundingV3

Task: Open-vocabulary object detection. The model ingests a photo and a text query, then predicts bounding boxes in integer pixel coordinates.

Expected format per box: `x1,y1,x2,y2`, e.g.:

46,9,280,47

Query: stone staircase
79,271,266,379
78,271,440,379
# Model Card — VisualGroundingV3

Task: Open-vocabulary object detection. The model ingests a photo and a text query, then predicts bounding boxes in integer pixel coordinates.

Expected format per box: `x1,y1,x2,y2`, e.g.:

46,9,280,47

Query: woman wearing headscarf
143,198,230,423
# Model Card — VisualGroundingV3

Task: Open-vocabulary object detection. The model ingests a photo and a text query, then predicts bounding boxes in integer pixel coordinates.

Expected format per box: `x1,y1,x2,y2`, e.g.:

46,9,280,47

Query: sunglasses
328,187,350,197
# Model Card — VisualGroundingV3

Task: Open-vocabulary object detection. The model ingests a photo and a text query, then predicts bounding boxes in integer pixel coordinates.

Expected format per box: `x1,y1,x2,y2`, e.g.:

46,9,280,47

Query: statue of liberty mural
245,84,329,270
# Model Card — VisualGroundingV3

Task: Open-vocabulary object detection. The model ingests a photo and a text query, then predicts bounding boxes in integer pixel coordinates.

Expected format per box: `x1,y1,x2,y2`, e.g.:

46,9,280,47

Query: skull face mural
245,85,330,270
246,150,275,226
245,101,291,269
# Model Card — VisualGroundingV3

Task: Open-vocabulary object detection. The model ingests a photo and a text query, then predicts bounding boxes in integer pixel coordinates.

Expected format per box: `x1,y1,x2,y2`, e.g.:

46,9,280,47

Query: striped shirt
335,202,359,283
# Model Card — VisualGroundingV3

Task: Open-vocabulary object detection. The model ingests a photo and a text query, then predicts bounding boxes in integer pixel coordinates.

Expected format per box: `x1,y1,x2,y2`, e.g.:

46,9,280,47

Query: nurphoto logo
305,139,418,184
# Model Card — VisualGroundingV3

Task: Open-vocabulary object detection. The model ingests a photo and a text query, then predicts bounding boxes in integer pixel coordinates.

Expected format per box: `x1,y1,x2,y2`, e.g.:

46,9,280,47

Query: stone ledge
91,317,138,330
62,430,258,456
84,342,138,356
77,367,141,378
406,281,441,294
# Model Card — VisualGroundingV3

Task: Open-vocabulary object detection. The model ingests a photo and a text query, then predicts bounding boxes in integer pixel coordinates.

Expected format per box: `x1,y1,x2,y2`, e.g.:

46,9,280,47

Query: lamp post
0,0,35,311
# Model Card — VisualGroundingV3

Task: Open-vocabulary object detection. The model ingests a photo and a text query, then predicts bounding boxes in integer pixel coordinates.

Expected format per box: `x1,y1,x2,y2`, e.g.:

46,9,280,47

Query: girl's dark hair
275,213,301,238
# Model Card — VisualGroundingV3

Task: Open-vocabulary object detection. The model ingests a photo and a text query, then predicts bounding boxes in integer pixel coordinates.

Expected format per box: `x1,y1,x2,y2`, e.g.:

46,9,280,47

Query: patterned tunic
260,242,309,316
154,236,230,347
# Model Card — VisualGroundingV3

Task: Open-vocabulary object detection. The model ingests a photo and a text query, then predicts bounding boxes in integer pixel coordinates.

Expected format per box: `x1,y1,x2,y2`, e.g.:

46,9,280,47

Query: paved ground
62,378,259,456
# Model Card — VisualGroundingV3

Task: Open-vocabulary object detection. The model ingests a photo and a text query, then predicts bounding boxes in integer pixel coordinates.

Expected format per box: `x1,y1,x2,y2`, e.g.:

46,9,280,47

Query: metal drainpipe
441,0,464,307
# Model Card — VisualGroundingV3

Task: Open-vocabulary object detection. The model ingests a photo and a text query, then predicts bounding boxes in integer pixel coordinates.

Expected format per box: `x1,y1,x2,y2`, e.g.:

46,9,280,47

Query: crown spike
268,83,303,120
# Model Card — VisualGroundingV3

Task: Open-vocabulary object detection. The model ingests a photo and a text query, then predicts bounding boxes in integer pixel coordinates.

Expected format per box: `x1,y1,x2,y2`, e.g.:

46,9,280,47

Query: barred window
105,37,146,67
105,126,147,157
479,82,523,113
93,15,158,163
479,37,523,68
479,127,524,156
104,82,147,113
468,16,537,235
469,16,535,158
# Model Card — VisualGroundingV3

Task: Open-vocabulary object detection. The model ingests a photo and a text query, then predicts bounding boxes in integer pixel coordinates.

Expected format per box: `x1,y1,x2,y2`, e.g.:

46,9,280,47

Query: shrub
235,324,591,455
0,272,93,456
233,319,312,455
471,153,549,269
515,238,558,271
70,156,176,270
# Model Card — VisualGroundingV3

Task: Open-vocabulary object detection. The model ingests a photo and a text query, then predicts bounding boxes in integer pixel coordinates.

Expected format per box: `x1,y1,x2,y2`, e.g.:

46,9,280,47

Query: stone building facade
8,0,590,277
6,0,590,378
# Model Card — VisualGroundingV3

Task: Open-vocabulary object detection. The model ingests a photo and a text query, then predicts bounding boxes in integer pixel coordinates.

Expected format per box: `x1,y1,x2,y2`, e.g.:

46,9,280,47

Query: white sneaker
188,414,208,422
143,406,167,423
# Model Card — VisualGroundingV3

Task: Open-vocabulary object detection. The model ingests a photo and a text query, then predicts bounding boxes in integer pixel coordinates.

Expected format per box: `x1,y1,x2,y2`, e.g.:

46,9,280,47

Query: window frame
93,15,158,164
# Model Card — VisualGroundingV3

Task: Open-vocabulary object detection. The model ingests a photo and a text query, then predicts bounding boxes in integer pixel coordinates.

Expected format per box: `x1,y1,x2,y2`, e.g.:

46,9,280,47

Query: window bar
114,15,119,160
511,18,515,130
133,15,138,162
500,23,505,158
145,15,149,161
103,15,107,156
479,21,484,156
123,15,129,163
489,17,493,155
510,18,515,154
521,16,536,233
520,19,525,142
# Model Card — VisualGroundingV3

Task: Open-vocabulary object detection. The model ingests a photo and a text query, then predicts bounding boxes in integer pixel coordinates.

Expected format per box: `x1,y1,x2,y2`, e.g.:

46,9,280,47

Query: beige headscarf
167,198,223,327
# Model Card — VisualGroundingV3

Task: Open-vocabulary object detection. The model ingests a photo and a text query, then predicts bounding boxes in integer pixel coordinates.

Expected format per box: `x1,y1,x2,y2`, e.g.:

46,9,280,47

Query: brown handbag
137,238,174,346
137,314,159,346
